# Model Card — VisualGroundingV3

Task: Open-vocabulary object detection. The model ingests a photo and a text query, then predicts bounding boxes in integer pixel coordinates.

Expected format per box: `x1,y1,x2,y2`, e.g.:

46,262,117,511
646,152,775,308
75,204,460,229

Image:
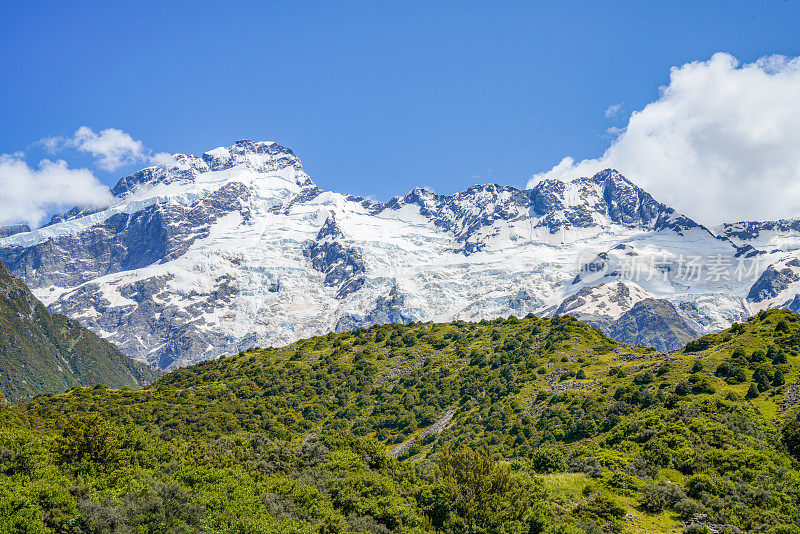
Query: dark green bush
530,446,567,473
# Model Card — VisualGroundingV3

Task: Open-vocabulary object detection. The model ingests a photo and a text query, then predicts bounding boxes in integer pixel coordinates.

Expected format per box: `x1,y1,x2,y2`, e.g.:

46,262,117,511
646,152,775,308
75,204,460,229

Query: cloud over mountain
42,126,170,172
0,127,174,228
0,154,112,228
529,53,800,225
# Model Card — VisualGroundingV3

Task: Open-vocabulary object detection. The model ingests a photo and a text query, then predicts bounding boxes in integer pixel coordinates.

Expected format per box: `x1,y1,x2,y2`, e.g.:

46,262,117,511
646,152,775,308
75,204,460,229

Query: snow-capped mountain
0,140,793,369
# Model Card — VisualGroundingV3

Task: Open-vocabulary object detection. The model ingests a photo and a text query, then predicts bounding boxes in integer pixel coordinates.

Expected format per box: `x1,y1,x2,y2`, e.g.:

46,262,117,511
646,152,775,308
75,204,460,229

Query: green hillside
0,261,160,402
4,310,800,533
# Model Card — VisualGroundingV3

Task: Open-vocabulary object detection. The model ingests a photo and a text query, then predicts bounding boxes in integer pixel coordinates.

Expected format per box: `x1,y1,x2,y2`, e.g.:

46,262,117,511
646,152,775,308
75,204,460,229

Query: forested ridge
4,310,800,533
0,261,160,402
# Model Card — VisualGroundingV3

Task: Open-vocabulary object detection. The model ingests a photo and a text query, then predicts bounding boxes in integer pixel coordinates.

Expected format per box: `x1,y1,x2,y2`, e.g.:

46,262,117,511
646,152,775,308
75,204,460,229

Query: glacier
1,139,797,370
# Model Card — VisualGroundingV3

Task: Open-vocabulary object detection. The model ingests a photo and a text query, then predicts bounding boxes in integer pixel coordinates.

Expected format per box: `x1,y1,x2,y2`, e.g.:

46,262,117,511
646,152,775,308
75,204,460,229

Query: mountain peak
111,140,312,198
201,139,297,170
530,168,703,233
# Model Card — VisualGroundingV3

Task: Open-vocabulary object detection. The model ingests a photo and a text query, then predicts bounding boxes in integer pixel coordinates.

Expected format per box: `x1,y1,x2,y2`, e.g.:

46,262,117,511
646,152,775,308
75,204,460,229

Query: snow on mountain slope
719,218,800,253
0,140,788,369
716,219,800,313
551,280,655,321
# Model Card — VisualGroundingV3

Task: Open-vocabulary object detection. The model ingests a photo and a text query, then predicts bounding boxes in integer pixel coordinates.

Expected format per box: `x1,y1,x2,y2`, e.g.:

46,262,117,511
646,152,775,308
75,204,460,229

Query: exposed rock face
553,281,650,320
721,218,800,242
335,286,412,332
111,140,312,197
748,264,800,302
783,294,800,313
386,184,532,253
0,225,30,238
530,169,701,234
0,140,794,370
363,286,411,326
3,181,252,289
304,217,366,298
607,299,698,352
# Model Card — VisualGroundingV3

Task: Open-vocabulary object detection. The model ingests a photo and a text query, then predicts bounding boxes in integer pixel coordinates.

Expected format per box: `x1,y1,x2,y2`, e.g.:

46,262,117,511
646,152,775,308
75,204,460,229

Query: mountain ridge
1,139,797,370
0,260,160,402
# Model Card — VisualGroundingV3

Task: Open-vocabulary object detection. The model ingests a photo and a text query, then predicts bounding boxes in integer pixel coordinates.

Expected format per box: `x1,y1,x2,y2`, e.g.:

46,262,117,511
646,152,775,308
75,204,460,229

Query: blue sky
1,0,799,220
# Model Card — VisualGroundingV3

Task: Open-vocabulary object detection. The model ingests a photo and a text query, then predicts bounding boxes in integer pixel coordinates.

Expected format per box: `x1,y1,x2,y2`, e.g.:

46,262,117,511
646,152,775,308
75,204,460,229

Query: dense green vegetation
4,309,800,532
0,262,160,402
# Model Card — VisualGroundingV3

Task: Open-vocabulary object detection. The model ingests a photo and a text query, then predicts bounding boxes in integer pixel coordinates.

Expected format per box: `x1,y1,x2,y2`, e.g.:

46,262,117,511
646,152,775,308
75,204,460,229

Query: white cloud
604,103,623,118
0,154,113,228
39,136,62,154
42,126,167,172
529,53,800,225
71,126,147,171
150,151,179,167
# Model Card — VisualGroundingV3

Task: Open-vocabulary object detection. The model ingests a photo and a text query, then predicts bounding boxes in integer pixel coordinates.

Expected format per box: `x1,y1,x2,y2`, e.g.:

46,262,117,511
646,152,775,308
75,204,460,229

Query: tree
746,383,760,399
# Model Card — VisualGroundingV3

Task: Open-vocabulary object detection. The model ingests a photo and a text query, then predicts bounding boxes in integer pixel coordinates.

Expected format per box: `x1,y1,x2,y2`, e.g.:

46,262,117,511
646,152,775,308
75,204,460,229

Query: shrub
422,447,545,531
685,474,716,498
685,337,715,352
639,481,687,512
674,497,706,519
767,524,800,534
606,471,639,494
732,348,746,361
574,492,626,523
675,382,691,396
634,372,654,385
530,446,567,474
782,418,800,460
774,369,786,387
691,378,716,395
55,414,119,467
727,367,747,384
754,368,772,392
749,349,767,363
